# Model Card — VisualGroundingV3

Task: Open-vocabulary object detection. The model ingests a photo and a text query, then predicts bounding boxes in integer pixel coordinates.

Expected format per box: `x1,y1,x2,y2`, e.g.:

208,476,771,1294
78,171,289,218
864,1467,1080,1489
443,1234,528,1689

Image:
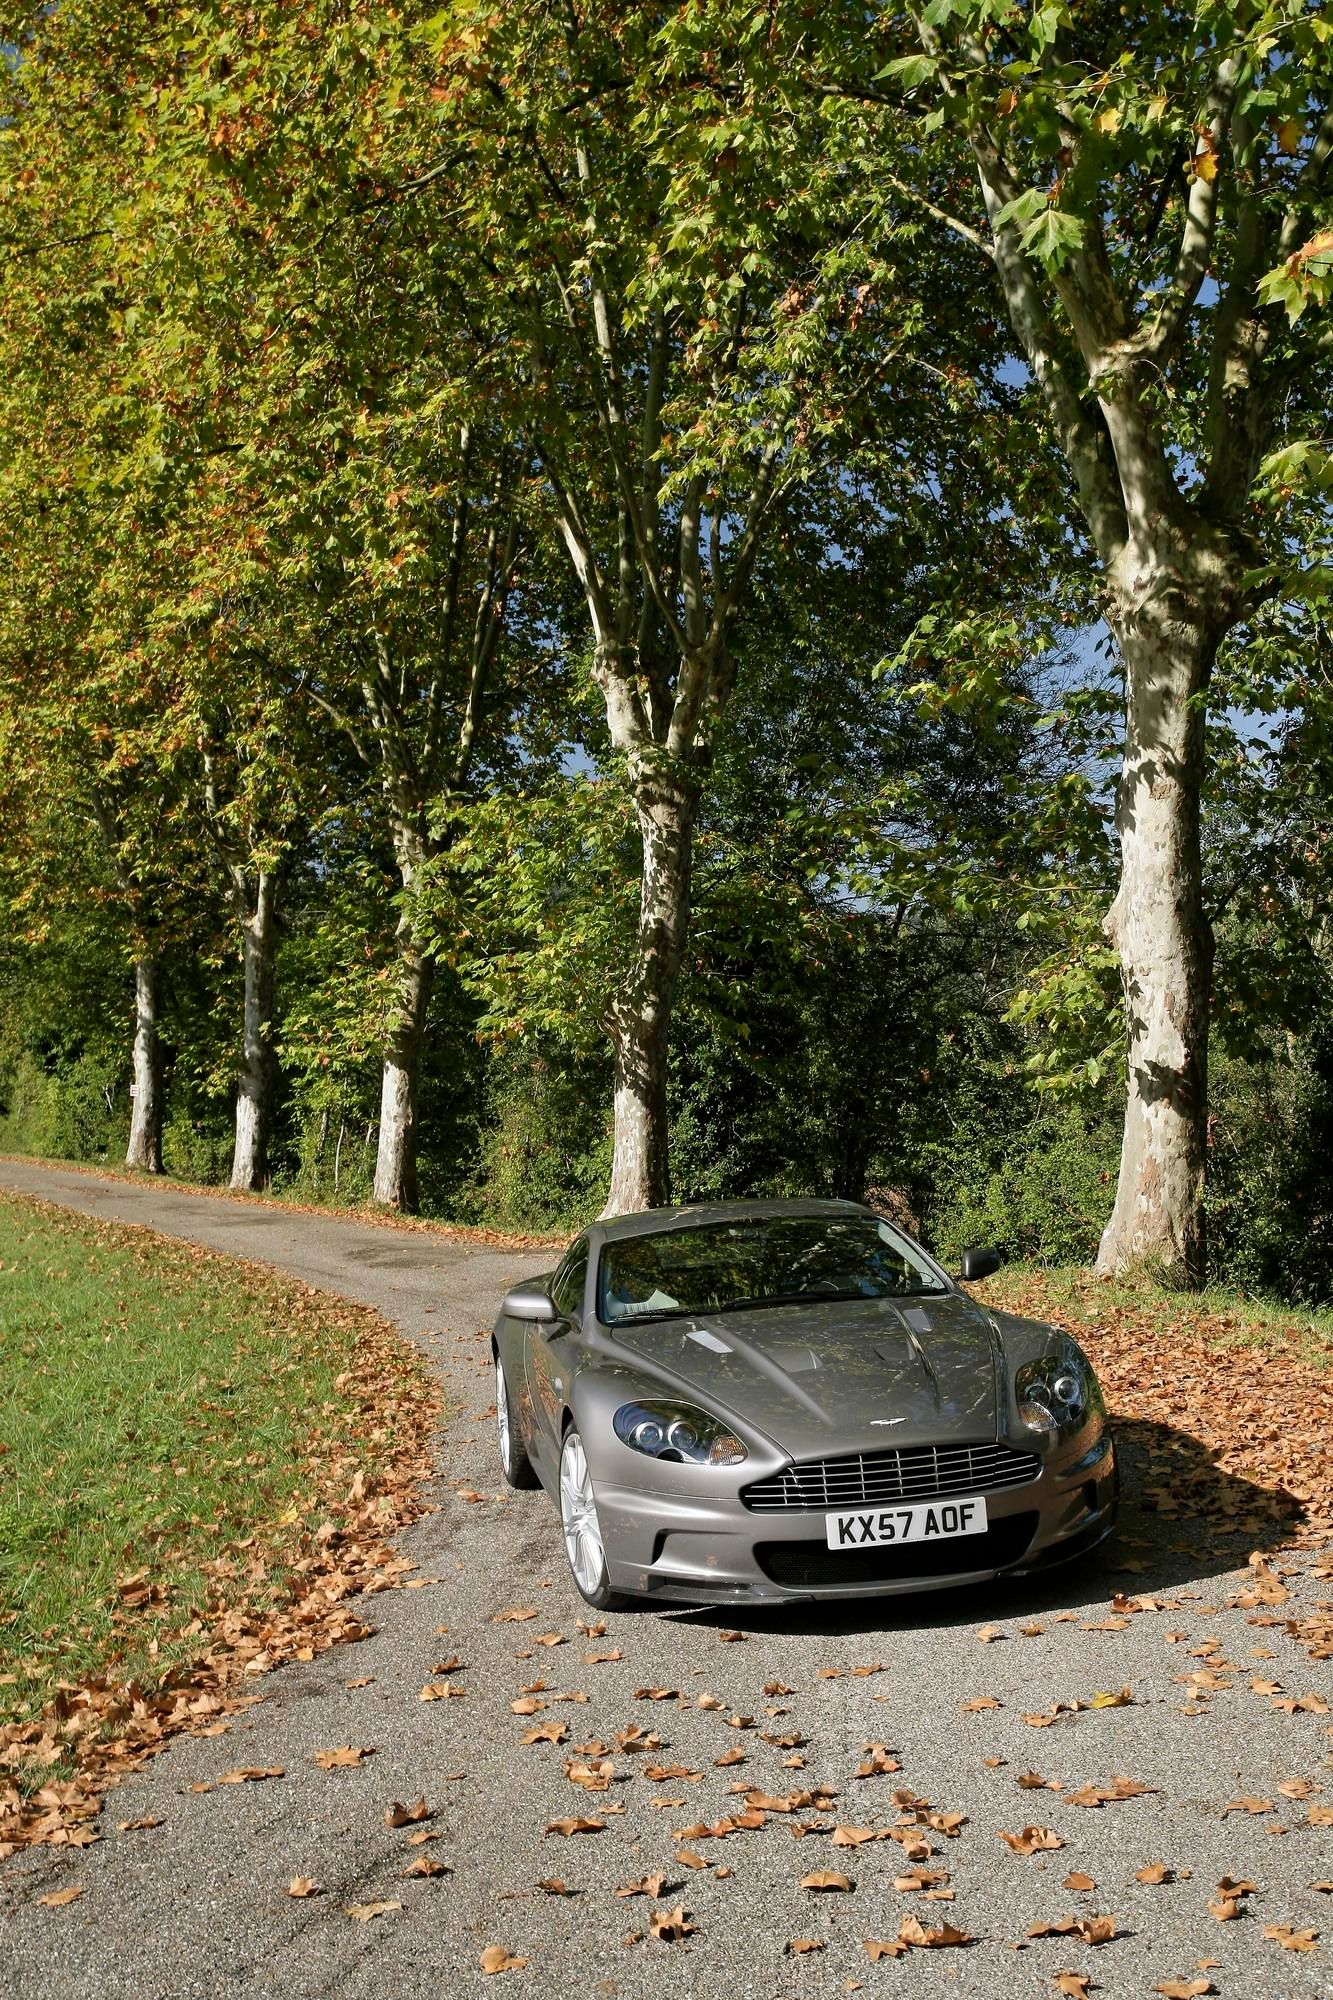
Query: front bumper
598,1435,1119,1605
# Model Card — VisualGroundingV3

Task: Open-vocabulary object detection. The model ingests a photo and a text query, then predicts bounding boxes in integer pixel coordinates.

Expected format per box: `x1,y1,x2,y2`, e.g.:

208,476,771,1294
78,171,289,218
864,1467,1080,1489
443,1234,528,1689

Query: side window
550,1239,589,1319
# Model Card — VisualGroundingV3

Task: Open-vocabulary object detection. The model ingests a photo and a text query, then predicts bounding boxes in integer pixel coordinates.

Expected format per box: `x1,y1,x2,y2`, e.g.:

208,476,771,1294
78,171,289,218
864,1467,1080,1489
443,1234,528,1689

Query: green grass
982,1262,1333,1371
0,1191,384,1726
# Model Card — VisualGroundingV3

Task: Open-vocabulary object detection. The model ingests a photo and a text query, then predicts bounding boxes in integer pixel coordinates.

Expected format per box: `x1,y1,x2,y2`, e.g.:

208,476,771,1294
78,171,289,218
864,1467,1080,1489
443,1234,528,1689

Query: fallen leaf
480,1945,528,1974
999,1826,1065,1856
287,1877,321,1898
648,1904,696,1942
897,1913,973,1948
786,1938,824,1955
117,1816,163,1832
492,1607,538,1623
617,1871,669,1899
538,1878,576,1895
217,1766,285,1784
545,1816,605,1836
1135,1862,1174,1885
1028,1915,1118,1945
521,1719,568,1745
1261,1924,1318,1952
314,1747,372,1770
962,1696,1002,1713
864,1937,908,1961
38,1885,84,1908
1054,1977,1094,1999
385,1798,430,1828
1154,1981,1214,1999
345,1900,401,1922
401,1855,447,1878
801,1871,853,1892
1223,1796,1273,1815
1063,1872,1097,1893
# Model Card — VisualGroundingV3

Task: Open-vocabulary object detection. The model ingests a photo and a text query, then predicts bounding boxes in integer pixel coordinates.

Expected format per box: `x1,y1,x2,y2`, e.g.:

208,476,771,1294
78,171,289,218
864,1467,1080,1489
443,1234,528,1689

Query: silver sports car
491,1199,1118,1608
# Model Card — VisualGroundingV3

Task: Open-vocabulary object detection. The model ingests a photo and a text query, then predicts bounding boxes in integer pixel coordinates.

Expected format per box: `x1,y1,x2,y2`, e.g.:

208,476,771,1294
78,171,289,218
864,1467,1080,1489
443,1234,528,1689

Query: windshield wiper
713,1288,872,1313
610,1306,688,1325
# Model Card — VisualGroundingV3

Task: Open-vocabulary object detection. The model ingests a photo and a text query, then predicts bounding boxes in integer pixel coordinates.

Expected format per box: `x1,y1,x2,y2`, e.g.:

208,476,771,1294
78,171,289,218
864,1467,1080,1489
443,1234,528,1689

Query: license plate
824,1494,989,1551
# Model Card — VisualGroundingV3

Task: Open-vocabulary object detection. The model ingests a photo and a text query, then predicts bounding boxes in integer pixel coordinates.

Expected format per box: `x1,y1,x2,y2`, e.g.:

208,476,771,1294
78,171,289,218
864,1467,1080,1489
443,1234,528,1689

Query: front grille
740,1440,1041,1514
755,1512,1039,1590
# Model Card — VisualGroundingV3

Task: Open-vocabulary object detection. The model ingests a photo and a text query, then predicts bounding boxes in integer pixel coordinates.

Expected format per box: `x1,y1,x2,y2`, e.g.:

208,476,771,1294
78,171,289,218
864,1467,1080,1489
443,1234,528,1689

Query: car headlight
1015,1341,1102,1434
613,1401,748,1467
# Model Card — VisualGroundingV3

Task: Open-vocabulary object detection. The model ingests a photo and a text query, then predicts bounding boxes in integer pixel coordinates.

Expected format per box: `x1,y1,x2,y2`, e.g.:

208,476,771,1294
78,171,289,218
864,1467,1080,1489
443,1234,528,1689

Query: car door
524,1236,589,1476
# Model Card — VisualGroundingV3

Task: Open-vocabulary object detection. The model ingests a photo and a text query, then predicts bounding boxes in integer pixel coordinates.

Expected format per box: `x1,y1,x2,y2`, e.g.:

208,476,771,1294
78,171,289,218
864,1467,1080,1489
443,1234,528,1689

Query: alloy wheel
559,1431,605,1598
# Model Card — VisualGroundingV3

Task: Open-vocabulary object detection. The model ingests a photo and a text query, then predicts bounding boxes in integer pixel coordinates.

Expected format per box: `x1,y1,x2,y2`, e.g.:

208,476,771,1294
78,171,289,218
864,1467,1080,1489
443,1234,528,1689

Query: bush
467,1051,611,1235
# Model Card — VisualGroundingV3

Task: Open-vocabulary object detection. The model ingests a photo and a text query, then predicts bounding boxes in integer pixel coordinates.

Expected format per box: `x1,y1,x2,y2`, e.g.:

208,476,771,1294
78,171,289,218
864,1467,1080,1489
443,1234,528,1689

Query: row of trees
2,0,1331,1287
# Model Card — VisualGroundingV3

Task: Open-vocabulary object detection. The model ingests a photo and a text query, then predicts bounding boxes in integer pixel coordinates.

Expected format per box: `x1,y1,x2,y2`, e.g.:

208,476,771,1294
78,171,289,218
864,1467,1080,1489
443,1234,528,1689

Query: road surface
2,1161,1329,1999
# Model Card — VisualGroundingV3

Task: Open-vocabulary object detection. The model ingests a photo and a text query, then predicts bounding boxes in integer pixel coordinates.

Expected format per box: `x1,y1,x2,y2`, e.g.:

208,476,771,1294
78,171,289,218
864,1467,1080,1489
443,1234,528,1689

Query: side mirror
502,1284,558,1323
958,1247,1002,1283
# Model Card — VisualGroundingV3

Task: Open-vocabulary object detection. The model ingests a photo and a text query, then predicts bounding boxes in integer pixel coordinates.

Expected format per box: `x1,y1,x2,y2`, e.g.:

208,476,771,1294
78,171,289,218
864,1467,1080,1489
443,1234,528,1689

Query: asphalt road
3,1161,1330,2000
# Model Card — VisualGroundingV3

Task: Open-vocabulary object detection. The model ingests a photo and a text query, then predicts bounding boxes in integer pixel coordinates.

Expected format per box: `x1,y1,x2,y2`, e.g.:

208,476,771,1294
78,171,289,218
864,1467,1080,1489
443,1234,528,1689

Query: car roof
593,1197,872,1246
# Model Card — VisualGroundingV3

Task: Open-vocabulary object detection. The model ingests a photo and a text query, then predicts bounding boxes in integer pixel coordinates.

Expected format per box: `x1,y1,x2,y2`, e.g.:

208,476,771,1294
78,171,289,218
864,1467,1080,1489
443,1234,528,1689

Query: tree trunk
373,938,432,1211
125,956,164,1173
1096,557,1219,1286
601,767,697,1218
230,871,279,1193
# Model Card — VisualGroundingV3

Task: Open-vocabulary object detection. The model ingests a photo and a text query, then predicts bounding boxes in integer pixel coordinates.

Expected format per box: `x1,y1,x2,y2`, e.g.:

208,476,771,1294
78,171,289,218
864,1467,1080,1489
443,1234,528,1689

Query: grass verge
0,1189,437,1855
983,1261,1333,1371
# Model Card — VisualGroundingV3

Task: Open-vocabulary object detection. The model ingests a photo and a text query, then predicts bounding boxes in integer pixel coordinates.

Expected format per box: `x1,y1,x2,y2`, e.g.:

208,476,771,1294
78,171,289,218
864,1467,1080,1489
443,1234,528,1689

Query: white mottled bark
373,893,432,1212
1095,551,1220,1285
229,871,278,1192
125,956,164,1173
601,766,696,1218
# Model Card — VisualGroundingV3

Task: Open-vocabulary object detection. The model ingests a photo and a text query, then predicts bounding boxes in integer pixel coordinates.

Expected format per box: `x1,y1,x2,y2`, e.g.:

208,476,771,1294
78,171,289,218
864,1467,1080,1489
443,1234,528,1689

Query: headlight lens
613,1401,747,1467
1015,1341,1102,1433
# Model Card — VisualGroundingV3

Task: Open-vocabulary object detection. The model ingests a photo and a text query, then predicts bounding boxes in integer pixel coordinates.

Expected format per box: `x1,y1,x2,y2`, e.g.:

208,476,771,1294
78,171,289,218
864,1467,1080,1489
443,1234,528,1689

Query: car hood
606,1293,1002,1458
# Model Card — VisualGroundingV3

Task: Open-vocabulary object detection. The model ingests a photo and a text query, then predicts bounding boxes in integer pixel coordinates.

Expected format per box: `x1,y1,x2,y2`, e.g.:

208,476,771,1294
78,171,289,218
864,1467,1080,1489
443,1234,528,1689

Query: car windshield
597,1214,947,1326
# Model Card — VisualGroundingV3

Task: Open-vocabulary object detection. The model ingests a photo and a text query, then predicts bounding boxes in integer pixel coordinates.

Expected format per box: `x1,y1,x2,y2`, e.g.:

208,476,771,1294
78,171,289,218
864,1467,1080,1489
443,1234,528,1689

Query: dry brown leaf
786,1938,824,1954
1262,1925,1318,1952
1028,1914,1118,1945
674,1849,709,1870
419,1682,466,1702
491,1607,538,1623
1154,1981,1214,1999
385,1798,430,1828
1053,1977,1094,2000
521,1719,568,1745
538,1878,576,1896
217,1766,285,1784
401,1855,447,1879
999,1825,1065,1855
897,1913,973,1948
117,1815,163,1832
801,1870,853,1892
545,1815,605,1836
714,1747,745,1768
962,1696,1002,1712
38,1885,84,1908
648,1904,697,1943
863,1937,909,1961
480,1945,528,1974
1063,1872,1097,1893
287,1877,321,1898
1223,1796,1274,1815
314,1747,371,1770
345,1899,401,1922
617,1871,669,1899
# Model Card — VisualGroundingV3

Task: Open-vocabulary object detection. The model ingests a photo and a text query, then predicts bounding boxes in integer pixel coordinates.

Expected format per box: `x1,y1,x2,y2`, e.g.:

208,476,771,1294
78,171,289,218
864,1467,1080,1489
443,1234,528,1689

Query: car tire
495,1351,539,1489
558,1424,630,1611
